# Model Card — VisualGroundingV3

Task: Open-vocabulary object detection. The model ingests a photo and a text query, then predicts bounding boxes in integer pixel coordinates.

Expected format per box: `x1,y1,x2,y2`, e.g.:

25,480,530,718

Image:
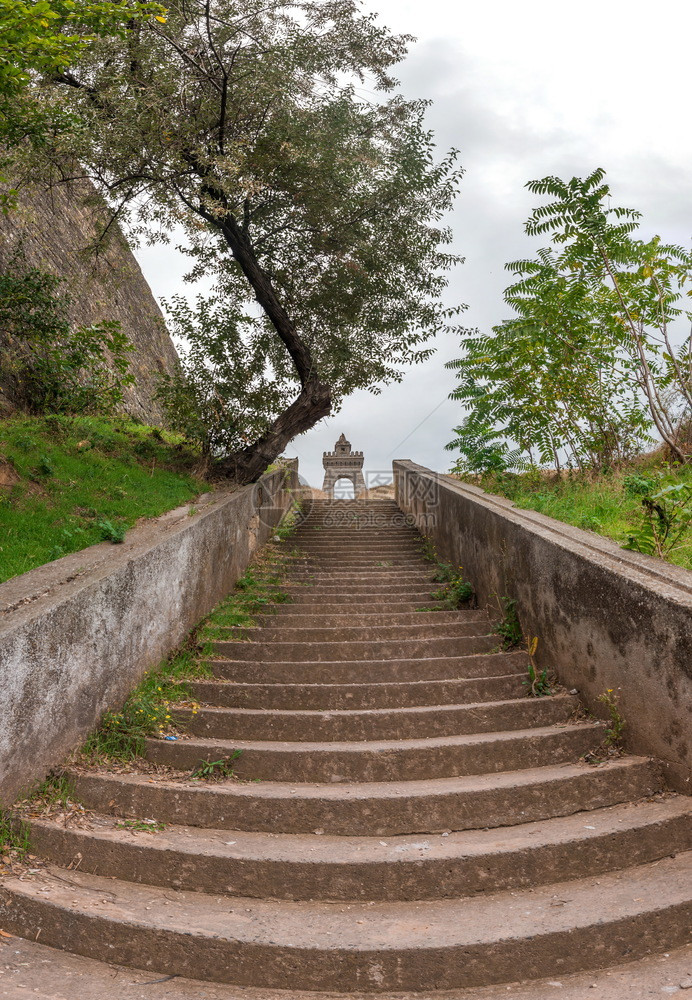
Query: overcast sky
134,0,692,489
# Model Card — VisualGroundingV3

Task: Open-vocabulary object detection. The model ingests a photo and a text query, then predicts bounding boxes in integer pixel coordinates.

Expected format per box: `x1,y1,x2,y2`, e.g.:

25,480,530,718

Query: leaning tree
26,0,463,481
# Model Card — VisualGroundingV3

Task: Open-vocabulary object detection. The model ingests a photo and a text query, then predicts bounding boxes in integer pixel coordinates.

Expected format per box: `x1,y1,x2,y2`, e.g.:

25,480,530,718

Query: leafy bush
624,481,692,559
97,519,126,544
0,257,133,415
447,422,529,476
623,474,657,497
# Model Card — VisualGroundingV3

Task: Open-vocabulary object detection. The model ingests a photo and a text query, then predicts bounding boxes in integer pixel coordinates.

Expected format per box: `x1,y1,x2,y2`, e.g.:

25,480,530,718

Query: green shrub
624,481,692,559
97,519,126,543
623,474,657,498
0,256,133,415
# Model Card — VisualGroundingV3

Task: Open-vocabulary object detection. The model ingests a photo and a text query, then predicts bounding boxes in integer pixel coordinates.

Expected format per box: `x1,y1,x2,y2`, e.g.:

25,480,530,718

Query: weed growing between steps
2,775,87,877
492,596,523,649
190,752,242,780
582,690,627,764
115,818,167,833
598,689,626,748
0,810,30,869
28,773,75,809
523,637,554,697
418,536,476,610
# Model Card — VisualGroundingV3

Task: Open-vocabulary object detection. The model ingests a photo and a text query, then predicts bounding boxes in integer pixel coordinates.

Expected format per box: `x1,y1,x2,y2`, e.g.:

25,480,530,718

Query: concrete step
281,570,437,582
67,757,660,836
291,553,435,577
305,499,399,505
285,592,447,605
285,566,434,576
265,609,485,626
289,539,425,548
288,542,424,569
283,577,443,600
296,537,424,545
145,722,604,782
223,620,492,642
2,853,689,991
8,495,686,993
214,634,499,662
285,566,432,576
5,937,691,1000
187,672,526,710
175,694,577,742
209,650,528,684
268,602,447,614
26,795,692,902
290,521,423,548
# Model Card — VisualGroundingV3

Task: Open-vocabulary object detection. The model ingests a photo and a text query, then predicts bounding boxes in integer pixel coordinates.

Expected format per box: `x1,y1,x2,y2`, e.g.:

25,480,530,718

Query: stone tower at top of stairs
322,433,367,498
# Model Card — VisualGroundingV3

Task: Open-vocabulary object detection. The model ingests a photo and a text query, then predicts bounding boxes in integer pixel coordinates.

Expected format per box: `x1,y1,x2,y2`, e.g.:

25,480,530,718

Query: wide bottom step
1,936,690,1000
1,853,690,991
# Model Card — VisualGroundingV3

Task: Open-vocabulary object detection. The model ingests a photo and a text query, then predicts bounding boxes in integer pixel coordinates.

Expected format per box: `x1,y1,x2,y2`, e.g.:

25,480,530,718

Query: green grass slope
0,415,206,584
456,461,692,572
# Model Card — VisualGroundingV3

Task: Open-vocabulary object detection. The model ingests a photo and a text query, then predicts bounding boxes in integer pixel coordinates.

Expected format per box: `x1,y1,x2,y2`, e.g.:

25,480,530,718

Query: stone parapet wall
0,463,298,803
394,460,692,793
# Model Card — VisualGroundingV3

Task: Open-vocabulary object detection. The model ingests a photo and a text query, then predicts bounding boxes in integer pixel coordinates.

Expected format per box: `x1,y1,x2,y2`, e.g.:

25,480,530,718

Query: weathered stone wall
0,463,298,804
0,178,179,424
394,460,692,794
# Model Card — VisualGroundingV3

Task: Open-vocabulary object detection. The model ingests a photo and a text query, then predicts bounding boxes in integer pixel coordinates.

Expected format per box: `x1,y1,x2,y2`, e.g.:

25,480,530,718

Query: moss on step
74,501,304,763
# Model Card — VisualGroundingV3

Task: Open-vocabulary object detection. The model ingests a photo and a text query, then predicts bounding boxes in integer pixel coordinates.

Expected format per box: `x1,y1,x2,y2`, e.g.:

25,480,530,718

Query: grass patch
81,646,213,763
0,809,30,863
0,414,206,583
201,560,294,637
29,772,75,808
200,502,304,638
190,752,242,781
459,459,692,571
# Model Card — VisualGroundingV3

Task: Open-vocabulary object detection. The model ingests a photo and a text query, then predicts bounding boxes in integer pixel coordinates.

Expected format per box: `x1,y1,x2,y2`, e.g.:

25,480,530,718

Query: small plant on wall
523,637,553,696
429,563,475,609
493,596,523,649
598,689,626,749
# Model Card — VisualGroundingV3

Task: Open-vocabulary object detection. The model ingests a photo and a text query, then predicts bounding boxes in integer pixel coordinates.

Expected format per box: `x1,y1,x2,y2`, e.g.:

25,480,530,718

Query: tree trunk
200,205,333,483
215,377,331,484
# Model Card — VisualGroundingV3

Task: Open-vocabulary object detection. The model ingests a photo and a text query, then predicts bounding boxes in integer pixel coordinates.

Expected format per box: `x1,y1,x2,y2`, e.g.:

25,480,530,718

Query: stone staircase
1,498,690,993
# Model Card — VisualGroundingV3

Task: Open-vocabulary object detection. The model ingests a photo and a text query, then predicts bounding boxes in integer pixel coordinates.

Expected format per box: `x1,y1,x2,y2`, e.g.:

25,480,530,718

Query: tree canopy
16,0,463,480
447,169,692,474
